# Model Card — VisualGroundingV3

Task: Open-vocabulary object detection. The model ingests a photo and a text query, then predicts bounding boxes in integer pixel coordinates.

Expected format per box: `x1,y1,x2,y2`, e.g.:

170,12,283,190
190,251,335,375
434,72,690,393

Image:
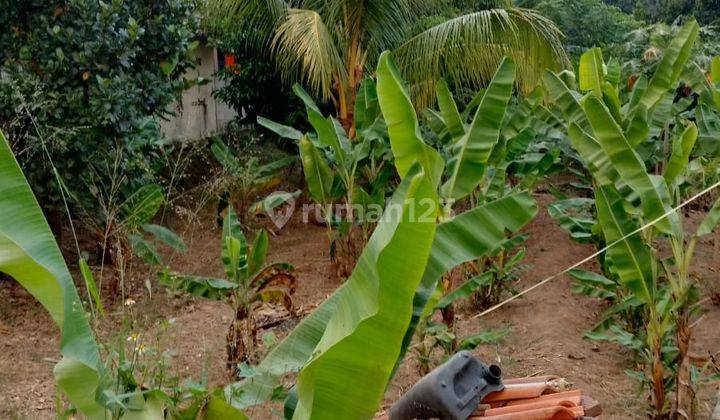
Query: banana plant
546,20,720,417
122,184,187,266
260,80,392,217
160,207,296,376
212,138,299,228
260,80,394,274
87,182,187,303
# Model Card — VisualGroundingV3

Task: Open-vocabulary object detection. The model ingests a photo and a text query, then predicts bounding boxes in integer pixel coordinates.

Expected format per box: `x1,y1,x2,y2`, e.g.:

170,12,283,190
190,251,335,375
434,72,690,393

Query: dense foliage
212,30,306,129
604,0,720,24
521,0,642,52
0,0,198,212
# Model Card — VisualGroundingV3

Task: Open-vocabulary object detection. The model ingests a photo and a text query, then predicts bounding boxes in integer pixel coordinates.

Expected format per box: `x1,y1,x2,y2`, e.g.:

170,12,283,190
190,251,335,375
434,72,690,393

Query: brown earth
1,192,719,419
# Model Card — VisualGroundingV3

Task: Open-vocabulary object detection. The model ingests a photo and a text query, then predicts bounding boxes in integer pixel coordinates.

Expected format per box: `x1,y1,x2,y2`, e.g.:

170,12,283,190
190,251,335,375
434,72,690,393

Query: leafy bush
0,0,198,213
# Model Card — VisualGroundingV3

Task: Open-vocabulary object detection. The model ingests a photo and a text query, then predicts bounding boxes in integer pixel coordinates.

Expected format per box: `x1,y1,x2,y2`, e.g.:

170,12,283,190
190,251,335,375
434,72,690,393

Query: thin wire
474,179,720,319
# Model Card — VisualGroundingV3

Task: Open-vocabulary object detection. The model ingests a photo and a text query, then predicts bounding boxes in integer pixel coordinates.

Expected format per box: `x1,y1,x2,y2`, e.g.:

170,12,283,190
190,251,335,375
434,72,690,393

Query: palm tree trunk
676,310,694,419
338,36,364,137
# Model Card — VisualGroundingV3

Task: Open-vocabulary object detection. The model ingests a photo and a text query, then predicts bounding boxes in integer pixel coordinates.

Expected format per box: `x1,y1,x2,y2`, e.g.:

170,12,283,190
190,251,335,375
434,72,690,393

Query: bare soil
1,192,719,419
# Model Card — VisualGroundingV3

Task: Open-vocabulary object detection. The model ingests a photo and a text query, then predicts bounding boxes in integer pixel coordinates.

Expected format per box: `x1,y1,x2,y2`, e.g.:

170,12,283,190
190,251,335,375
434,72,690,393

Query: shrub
0,0,199,214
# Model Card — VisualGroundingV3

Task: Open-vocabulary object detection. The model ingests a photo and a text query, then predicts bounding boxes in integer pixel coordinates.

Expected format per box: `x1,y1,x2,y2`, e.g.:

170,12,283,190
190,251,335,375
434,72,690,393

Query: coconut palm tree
206,0,568,133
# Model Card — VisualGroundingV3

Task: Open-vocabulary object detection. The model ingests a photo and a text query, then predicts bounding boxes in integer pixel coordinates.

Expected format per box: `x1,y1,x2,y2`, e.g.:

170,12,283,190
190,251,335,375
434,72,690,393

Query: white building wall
160,45,236,142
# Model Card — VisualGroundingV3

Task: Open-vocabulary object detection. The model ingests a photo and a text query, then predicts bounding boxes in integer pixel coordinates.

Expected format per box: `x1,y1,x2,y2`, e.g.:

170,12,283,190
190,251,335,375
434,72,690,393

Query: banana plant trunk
652,339,666,419
676,310,694,419
227,304,255,377
440,274,458,350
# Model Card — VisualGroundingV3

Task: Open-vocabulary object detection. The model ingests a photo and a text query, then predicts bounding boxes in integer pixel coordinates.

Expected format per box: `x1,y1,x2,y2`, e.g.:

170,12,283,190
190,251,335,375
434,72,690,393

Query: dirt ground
1,191,719,419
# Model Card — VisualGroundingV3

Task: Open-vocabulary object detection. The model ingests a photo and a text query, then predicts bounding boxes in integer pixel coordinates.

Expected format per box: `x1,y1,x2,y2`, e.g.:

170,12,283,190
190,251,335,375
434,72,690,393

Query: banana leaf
569,269,617,300
159,273,237,300
606,58,621,86
594,185,655,304
292,164,437,419
712,56,720,85
435,79,465,140
436,272,493,309
398,191,538,363
567,123,619,186
442,58,517,200
141,224,187,252
580,95,680,236
0,131,104,417
121,184,164,229
257,116,304,141
663,123,698,186
639,20,699,111
579,48,604,97
221,208,248,281
695,104,720,157
299,135,334,205
547,198,596,242
376,52,444,187
697,198,720,237
224,167,430,411
355,77,381,136
294,84,348,164
542,70,586,126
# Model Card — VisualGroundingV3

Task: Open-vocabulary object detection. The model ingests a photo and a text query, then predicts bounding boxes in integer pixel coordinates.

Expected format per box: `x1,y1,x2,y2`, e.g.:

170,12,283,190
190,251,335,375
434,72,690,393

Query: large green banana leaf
595,185,655,304
441,58,517,200
299,135,334,205
224,166,433,411
293,165,437,419
639,20,699,112
398,191,538,362
580,95,680,236
376,52,444,187
0,131,104,417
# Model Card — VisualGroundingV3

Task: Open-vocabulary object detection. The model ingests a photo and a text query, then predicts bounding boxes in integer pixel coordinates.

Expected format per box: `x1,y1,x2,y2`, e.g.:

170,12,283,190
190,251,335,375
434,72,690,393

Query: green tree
530,0,642,52
0,0,198,214
205,0,568,133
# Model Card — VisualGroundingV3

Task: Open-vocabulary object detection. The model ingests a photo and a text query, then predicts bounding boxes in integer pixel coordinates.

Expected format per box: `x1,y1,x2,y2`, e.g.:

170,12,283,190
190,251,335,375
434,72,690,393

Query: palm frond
394,7,569,106
204,0,289,48
272,8,346,101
